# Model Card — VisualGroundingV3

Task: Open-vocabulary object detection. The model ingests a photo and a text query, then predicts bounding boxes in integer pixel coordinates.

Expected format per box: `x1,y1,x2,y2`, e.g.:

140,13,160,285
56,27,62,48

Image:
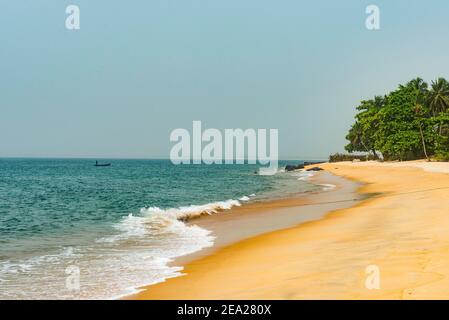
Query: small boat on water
94,161,111,167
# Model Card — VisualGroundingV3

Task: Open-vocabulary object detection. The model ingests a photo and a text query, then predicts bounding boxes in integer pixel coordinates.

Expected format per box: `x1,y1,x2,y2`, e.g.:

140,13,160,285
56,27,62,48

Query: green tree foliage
345,77,449,161
427,78,449,116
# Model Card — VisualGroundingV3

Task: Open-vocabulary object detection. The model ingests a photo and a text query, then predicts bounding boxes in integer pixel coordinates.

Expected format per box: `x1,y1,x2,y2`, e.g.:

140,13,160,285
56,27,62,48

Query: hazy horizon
0,156,328,161
2,1,449,159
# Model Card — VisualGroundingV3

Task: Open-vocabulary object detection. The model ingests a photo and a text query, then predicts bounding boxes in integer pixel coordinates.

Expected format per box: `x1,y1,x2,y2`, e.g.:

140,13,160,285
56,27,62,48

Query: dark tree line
345,78,449,161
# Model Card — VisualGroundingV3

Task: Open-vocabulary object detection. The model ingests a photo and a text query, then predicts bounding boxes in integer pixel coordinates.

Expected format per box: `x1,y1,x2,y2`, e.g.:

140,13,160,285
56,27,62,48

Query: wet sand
128,170,363,298
183,172,363,263
131,161,449,299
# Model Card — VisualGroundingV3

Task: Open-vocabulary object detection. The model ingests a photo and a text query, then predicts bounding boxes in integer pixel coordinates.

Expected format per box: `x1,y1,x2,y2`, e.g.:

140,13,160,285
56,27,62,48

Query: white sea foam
0,217,214,299
291,170,315,181
319,183,336,191
257,167,284,175
140,199,242,221
0,197,250,299
87,198,247,298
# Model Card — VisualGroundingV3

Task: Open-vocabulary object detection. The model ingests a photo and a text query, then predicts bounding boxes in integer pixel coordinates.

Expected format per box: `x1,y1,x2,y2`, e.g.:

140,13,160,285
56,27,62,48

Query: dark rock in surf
285,164,304,172
306,167,324,172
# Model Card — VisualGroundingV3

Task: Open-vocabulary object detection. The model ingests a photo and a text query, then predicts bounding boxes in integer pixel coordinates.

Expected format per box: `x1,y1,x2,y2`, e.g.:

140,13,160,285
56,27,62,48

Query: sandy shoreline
175,171,363,265
127,169,362,299
131,161,449,299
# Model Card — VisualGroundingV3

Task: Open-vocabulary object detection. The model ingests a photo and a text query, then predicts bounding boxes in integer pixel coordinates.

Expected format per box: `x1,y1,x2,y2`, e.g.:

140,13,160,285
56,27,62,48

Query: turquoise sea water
0,158,321,299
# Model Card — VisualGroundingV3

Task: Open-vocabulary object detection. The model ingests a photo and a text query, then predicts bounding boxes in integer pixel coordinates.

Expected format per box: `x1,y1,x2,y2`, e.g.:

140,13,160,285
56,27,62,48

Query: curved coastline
132,161,449,299
126,169,365,299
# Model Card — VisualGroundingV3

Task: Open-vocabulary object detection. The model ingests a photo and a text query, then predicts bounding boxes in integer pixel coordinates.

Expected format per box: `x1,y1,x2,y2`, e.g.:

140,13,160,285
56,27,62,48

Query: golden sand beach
132,161,449,300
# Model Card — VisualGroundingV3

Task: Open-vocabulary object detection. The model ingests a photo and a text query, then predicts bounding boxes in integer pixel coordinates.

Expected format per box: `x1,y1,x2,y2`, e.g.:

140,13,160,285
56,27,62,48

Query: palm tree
413,104,430,161
407,77,428,93
410,78,431,161
348,122,369,153
427,78,449,116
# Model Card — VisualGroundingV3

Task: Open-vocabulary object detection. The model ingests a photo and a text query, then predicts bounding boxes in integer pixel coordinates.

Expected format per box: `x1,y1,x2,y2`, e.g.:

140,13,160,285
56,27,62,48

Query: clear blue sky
1,1,449,159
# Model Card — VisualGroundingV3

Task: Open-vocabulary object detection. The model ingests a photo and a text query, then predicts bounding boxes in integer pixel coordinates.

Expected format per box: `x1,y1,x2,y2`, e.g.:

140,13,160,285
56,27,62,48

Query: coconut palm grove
344,78,449,161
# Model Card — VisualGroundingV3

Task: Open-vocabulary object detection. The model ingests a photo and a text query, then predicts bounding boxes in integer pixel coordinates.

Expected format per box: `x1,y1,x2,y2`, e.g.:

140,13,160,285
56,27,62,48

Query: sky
1,0,449,159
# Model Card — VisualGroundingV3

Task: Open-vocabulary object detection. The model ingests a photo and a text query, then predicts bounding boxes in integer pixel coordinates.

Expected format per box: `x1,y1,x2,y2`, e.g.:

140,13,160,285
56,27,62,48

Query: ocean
0,158,323,299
